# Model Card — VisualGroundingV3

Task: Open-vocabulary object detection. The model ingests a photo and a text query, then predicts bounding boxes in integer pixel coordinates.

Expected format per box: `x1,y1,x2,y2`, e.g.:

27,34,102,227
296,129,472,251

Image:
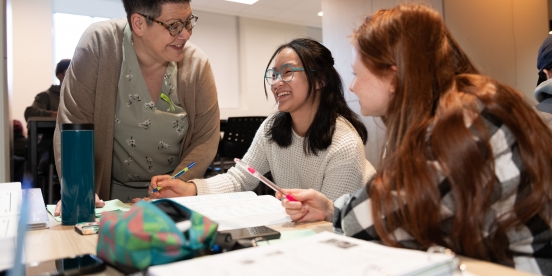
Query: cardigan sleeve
173,56,221,182
53,22,102,179
53,19,124,200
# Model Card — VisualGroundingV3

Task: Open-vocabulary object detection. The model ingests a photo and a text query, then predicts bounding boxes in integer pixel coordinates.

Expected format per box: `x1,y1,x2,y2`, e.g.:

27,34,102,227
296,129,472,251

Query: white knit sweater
192,114,376,201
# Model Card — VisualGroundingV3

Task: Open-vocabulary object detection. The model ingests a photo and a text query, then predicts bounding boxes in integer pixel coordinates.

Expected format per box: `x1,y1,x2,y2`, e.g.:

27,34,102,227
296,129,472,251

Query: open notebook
165,191,291,231
149,231,459,276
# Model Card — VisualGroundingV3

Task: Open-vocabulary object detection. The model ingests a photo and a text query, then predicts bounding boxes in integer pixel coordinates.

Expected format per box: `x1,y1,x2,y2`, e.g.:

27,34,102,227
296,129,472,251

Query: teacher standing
54,0,220,204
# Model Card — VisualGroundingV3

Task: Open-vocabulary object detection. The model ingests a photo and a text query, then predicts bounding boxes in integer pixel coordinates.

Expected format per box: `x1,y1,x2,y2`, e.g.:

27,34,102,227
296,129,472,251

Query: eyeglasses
265,64,306,86
138,13,198,36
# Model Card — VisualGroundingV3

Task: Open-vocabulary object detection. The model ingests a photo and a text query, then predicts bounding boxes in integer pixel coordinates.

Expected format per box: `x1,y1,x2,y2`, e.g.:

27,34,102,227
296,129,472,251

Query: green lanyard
160,93,175,112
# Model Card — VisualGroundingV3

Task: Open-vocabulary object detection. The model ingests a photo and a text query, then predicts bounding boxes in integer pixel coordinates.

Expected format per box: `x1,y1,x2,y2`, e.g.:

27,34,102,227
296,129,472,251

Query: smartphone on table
26,253,105,276
219,226,281,241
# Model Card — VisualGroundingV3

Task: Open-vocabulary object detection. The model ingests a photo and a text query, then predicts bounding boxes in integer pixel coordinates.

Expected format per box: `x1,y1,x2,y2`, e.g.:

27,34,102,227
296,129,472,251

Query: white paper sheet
0,182,22,216
165,191,291,231
148,231,457,276
0,182,22,238
0,183,26,272
0,237,18,271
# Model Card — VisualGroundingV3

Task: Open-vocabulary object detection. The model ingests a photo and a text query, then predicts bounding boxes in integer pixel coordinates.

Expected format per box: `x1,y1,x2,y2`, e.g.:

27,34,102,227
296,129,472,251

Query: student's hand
54,193,105,216
277,189,334,223
148,175,197,198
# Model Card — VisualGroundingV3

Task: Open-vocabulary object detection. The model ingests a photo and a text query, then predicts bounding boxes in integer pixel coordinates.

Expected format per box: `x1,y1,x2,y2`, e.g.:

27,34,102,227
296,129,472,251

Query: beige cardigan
54,19,220,200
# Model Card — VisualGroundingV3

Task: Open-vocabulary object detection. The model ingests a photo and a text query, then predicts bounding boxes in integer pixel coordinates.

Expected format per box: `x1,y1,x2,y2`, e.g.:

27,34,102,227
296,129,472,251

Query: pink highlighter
234,158,297,202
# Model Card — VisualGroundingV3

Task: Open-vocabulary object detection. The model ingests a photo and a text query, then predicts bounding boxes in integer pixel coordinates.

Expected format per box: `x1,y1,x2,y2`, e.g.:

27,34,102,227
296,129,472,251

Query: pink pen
234,158,297,201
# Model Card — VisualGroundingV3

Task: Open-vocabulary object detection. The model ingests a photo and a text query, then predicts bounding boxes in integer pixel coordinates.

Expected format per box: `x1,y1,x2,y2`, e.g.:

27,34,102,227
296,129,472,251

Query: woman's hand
148,175,198,198
54,193,105,216
277,189,334,223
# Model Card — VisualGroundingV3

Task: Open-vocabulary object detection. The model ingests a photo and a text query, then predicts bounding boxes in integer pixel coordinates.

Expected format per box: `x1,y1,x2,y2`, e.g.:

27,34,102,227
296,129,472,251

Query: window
53,13,109,81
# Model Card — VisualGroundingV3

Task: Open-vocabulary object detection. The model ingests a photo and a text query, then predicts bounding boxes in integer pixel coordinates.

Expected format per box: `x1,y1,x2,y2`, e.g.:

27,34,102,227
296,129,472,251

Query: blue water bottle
61,123,95,225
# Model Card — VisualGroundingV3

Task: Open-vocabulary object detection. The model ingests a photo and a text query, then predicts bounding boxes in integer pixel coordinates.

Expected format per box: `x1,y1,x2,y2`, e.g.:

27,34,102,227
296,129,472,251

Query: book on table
164,191,291,231
148,231,459,276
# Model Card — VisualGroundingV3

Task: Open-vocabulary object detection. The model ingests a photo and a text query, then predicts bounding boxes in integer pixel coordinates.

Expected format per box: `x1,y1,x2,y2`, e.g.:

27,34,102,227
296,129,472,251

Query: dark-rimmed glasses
138,13,198,36
265,64,306,86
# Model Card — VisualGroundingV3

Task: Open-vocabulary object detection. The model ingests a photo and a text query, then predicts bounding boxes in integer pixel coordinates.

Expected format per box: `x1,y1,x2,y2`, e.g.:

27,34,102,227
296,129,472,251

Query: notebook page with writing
165,191,291,231
149,231,458,276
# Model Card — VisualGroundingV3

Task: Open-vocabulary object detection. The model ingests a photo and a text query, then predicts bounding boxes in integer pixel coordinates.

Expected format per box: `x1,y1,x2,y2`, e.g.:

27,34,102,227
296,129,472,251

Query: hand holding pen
153,162,195,192
149,162,197,198
278,188,334,223
234,158,296,201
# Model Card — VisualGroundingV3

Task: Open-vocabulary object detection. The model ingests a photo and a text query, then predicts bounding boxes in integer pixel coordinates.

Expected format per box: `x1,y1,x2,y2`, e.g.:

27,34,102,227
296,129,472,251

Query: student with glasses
53,0,220,212
149,38,376,201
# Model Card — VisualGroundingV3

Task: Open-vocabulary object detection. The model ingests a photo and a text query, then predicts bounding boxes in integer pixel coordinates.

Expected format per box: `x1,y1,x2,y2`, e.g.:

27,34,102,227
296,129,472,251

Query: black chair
27,117,58,204
210,116,267,174
206,116,275,195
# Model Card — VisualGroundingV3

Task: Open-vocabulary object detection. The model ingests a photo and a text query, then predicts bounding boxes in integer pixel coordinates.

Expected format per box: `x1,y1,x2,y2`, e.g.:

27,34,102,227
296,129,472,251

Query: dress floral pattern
111,24,190,187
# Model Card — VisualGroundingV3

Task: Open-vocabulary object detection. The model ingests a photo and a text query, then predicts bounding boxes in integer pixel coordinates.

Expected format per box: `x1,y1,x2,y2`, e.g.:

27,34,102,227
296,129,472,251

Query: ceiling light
226,0,259,4
318,11,323,16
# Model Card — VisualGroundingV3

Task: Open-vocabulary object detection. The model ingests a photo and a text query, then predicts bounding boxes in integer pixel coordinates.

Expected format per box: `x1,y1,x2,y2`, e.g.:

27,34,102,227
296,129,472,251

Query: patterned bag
96,199,218,272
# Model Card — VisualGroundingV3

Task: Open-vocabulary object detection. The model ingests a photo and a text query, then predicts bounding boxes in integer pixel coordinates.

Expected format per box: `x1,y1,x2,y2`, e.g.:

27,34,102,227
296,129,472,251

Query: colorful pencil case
75,221,100,235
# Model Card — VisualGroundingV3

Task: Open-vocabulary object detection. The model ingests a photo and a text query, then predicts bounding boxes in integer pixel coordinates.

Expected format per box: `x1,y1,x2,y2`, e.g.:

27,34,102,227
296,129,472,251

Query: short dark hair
122,0,191,31
263,38,368,155
55,59,71,76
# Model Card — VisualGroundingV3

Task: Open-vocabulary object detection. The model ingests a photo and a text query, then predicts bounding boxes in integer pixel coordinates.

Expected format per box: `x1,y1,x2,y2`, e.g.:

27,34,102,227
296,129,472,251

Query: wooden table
25,217,534,275
25,216,118,275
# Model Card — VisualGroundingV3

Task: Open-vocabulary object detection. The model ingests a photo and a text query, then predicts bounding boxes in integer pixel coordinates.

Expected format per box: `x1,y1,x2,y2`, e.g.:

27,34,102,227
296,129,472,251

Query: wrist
324,199,334,222
186,181,198,196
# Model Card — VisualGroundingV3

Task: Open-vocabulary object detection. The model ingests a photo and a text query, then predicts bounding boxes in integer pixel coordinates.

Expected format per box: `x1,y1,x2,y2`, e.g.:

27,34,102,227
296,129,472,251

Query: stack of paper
148,231,458,276
166,191,291,231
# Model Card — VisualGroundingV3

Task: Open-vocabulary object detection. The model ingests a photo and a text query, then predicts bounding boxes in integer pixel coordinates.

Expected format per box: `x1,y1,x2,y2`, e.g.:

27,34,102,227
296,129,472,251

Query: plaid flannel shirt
333,109,552,275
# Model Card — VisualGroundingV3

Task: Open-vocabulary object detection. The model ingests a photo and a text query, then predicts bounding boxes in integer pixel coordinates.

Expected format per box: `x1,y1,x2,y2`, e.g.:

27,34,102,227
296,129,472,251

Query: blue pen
152,162,196,192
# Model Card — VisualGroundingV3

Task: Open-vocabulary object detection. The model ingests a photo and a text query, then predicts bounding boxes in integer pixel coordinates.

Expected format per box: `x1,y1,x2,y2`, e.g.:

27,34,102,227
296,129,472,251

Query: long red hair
354,3,552,265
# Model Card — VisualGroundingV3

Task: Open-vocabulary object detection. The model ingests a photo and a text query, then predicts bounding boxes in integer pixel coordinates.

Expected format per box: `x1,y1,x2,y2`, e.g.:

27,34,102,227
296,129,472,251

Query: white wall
191,10,240,110
11,0,53,133
53,0,125,18
9,0,321,131
228,17,321,118
444,0,548,104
